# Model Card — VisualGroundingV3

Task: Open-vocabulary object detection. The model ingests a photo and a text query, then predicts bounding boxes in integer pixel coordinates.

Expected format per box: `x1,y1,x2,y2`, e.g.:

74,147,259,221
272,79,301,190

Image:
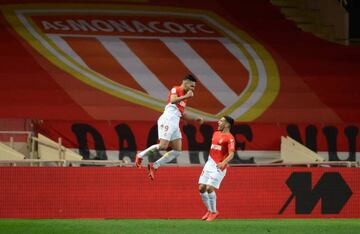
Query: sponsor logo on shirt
211,144,222,150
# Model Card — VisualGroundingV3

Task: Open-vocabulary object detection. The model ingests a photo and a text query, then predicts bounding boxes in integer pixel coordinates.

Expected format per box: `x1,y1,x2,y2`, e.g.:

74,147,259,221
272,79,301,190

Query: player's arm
216,151,235,170
170,90,193,104
182,112,204,124
217,138,235,169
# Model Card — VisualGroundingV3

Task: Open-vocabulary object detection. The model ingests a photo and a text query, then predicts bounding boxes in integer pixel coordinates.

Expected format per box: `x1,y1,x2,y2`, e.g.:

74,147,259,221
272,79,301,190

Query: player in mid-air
198,116,235,221
135,74,204,180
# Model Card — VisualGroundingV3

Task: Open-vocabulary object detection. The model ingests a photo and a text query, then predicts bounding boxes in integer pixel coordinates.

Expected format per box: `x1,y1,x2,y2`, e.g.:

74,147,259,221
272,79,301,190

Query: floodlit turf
0,219,359,234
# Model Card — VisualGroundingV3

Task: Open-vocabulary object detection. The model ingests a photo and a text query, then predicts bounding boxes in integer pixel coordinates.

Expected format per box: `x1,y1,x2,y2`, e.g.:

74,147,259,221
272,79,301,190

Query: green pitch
0,219,359,234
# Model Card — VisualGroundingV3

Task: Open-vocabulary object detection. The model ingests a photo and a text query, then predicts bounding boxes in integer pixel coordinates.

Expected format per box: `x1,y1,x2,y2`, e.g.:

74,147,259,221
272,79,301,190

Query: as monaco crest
3,4,279,121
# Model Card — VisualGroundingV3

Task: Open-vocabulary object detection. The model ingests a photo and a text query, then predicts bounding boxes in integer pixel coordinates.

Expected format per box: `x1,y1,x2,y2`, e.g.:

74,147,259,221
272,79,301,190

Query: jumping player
135,74,204,180
198,116,235,221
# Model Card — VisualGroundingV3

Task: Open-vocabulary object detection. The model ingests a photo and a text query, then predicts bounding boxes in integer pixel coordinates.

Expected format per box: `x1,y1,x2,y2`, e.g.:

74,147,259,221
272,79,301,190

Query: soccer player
198,116,235,221
135,74,204,180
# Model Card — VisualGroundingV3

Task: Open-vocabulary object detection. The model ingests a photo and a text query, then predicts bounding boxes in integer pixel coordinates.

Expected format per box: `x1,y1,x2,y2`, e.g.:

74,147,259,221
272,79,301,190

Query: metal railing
0,131,32,150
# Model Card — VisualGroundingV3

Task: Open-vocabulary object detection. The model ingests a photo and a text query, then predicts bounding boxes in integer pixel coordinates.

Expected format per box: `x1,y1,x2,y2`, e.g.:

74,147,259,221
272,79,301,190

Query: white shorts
157,113,181,141
198,156,227,189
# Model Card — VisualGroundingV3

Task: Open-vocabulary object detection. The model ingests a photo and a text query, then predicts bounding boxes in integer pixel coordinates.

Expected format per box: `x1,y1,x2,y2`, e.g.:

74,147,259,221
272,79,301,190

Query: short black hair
223,116,234,128
184,74,197,82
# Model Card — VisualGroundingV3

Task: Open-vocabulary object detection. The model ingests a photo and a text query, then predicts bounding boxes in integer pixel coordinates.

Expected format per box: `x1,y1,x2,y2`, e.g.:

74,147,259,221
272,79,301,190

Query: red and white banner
0,167,358,218
0,1,359,123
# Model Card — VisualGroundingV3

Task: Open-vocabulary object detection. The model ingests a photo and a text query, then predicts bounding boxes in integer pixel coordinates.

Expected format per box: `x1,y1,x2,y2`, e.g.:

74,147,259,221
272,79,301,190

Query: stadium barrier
0,166,358,219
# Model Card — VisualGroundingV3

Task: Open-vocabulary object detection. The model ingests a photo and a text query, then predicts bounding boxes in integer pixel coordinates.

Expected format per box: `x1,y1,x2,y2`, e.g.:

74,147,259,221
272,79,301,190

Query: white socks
139,147,181,169
200,192,211,211
208,191,217,213
153,150,181,169
138,144,159,158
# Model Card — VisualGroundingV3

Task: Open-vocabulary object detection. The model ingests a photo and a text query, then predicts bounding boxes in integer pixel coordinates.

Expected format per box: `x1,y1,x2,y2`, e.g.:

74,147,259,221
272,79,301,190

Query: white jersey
164,86,187,118
157,86,186,141
163,103,182,118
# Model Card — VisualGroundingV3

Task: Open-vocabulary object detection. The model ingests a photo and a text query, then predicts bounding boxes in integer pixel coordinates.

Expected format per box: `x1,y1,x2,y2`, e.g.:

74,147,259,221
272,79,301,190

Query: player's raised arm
170,90,193,104
182,112,204,125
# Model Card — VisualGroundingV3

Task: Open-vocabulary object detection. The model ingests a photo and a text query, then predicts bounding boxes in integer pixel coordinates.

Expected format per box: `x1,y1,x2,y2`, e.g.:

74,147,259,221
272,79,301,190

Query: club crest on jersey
2,4,279,121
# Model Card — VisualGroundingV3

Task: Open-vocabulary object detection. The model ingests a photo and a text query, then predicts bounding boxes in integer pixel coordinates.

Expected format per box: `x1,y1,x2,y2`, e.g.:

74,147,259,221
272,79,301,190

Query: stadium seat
35,133,83,161
280,136,325,163
0,141,26,160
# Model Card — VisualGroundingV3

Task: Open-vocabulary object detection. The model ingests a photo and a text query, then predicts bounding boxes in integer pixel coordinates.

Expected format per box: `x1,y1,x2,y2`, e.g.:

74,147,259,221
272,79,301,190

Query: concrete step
270,0,346,45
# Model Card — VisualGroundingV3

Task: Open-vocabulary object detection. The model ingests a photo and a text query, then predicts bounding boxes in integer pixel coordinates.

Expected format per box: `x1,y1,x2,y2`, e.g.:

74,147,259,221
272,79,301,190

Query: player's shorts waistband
164,104,182,117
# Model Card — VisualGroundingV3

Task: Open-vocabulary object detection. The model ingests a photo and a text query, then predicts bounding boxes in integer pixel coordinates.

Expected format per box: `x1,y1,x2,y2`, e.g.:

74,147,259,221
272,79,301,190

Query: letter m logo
279,172,352,214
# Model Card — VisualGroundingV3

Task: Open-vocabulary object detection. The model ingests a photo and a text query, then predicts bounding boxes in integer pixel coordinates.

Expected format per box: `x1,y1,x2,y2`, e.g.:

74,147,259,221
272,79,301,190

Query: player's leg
205,185,219,221
136,144,159,167
198,171,211,220
147,138,170,179
156,116,172,151
147,121,173,179
169,137,182,151
206,185,217,213
144,118,172,155
136,117,170,168
153,138,181,169
205,169,227,221
152,124,182,169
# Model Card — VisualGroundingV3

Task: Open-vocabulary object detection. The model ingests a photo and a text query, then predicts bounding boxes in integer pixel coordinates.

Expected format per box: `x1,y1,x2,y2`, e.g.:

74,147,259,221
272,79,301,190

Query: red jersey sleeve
170,87,178,96
167,86,186,114
228,136,236,153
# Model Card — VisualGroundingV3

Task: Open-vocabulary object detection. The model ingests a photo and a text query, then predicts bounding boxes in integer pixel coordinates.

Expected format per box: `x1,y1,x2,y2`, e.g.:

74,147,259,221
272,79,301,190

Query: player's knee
206,186,215,193
158,144,168,151
198,184,206,193
172,146,182,151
